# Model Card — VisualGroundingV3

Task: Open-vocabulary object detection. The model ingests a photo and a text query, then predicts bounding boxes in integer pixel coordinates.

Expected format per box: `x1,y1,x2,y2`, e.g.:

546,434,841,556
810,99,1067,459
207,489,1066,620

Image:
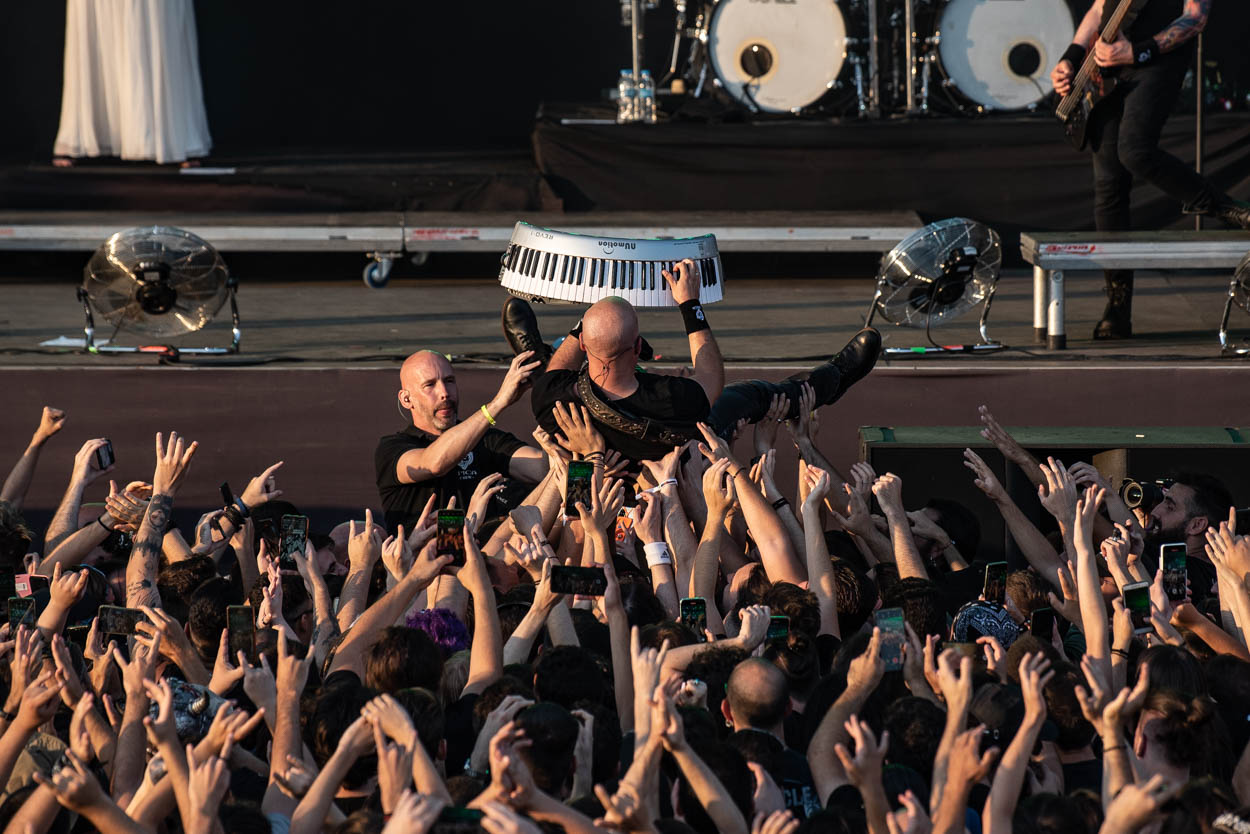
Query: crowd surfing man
2,387,1250,832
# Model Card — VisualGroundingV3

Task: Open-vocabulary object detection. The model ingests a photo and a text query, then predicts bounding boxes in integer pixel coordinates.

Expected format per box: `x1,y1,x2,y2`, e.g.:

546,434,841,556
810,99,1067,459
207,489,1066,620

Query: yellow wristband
480,404,496,426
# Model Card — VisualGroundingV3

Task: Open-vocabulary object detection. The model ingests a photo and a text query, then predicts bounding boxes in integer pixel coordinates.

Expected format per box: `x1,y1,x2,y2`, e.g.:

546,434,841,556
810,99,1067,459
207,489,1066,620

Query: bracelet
480,404,497,426
583,451,606,461
772,497,790,511
1111,648,1129,658
1132,39,1157,66
644,478,678,493
1103,744,1127,754
678,299,711,335
223,504,245,529
0,706,15,722
728,467,744,479
96,515,114,533
233,496,250,519
644,542,673,567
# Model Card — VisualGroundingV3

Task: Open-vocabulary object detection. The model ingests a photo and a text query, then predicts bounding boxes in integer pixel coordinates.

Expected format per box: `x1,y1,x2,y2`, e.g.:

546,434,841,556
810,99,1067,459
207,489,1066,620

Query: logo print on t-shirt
458,452,475,471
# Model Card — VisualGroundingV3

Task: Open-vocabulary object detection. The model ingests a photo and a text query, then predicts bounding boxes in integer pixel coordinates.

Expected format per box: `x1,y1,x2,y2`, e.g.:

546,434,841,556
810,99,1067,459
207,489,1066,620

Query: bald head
726,658,789,731
581,297,639,359
399,350,458,432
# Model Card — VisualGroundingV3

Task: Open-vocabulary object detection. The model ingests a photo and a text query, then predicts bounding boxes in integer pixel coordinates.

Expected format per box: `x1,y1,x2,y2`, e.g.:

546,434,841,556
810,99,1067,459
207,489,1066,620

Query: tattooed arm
1154,0,1209,52
125,432,198,610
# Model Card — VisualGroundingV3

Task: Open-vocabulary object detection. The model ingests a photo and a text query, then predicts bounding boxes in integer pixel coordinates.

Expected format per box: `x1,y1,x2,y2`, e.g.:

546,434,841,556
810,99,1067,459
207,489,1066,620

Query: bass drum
936,0,1074,111
706,0,853,114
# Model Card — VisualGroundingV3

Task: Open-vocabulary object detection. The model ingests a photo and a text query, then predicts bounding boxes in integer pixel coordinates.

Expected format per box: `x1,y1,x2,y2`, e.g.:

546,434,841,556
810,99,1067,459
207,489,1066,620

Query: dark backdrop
2,1,1247,162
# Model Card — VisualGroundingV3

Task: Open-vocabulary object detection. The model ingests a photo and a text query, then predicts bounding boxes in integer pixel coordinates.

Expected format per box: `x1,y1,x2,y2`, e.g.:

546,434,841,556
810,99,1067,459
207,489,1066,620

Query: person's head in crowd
620,576,667,628
580,297,642,374
831,561,877,638
394,687,445,762
1015,793,1093,834
1141,644,1208,699
763,630,821,708
923,498,981,562
472,676,535,735
0,501,32,570
440,649,471,707
724,562,772,614
1135,688,1217,776
883,697,945,783
515,702,580,798
309,684,379,790
675,740,754,834
762,583,820,639
640,620,698,651
573,698,623,785
398,350,459,433
1149,472,1233,549
364,626,444,693
187,576,234,664
722,657,790,736
883,577,947,641
1045,667,1096,752
533,645,606,709
1005,568,1051,625
684,646,750,730
158,555,217,624
405,607,470,657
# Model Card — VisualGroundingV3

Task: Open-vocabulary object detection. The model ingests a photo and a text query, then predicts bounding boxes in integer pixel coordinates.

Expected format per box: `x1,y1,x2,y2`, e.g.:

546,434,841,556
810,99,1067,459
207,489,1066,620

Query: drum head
708,0,847,114
937,0,1074,110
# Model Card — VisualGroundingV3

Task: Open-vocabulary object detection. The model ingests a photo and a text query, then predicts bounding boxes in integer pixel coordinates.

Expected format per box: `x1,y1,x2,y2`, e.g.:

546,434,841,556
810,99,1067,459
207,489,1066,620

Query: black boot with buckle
1093,272,1133,340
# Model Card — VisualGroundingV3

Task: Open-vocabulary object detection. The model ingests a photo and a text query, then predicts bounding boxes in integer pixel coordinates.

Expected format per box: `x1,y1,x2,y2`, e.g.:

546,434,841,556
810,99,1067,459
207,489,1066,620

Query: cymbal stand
903,0,915,111
660,0,688,90
917,33,939,112
867,0,880,115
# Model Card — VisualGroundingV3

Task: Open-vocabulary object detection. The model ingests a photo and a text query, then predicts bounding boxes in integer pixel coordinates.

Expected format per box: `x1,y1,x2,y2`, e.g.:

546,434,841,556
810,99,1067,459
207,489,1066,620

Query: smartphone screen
767,614,790,642
95,439,114,470
550,565,607,596
680,597,708,641
7,597,35,629
1030,607,1055,639
947,641,979,659
436,509,467,567
65,625,90,651
565,461,595,517
875,606,906,671
279,514,309,571
1161,543,1187,602
98,605,148,636
432,807,486,834
1122,582,1152,634
983,561,1008,605
227,605,256,665
614,509,635,550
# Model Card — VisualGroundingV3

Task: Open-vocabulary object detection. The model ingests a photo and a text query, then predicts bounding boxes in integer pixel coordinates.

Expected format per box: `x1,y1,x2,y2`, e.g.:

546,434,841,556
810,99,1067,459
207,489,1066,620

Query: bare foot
52,157,74,168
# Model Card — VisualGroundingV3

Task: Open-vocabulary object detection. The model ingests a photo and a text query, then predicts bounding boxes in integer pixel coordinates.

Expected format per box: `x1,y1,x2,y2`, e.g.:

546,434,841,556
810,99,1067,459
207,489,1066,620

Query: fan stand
865,275,1006,356
1218,275,1250,356
77,278,241,358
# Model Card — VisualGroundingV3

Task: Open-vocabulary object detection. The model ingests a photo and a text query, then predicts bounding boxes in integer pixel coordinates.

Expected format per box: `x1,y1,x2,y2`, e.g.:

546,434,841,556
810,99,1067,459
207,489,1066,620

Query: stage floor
1,265,1245,366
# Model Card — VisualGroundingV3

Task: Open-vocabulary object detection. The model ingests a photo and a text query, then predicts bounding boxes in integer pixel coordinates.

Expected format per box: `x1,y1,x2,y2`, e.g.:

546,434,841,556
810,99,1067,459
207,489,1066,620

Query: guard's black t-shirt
530,368,711,463
374,424,526,533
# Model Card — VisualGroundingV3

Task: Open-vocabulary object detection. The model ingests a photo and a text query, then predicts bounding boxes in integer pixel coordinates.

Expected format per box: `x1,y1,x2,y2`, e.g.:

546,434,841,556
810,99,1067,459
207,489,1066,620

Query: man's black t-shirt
1102,0,1190,63
374,424,525,533
530,369,711,463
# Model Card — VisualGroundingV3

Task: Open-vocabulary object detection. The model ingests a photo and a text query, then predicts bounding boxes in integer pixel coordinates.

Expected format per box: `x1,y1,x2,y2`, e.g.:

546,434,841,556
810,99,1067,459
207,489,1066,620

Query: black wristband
1061,43,1086,68
772,497,790,511
1132,39,1157,66
679,300,710,334
223,504,245,529
96,515,114,533
233,497,250,519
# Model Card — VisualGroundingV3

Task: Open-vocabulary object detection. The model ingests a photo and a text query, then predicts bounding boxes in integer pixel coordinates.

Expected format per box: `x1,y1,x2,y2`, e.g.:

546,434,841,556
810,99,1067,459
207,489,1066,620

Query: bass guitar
1055,0,1141,150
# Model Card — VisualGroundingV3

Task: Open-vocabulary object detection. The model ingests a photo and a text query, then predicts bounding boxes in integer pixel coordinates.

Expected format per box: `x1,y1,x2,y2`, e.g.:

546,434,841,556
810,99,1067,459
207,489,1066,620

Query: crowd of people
2,265,1250,834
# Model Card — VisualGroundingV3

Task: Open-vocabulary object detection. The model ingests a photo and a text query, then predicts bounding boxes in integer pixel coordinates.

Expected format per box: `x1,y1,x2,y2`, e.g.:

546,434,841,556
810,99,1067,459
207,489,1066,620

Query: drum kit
621,0,1075,118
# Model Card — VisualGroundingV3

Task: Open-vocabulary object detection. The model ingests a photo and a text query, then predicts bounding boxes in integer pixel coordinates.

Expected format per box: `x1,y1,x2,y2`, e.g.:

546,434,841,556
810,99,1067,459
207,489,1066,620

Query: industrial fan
1220,253,1250,356
77,226,240,356
865,217,1005,355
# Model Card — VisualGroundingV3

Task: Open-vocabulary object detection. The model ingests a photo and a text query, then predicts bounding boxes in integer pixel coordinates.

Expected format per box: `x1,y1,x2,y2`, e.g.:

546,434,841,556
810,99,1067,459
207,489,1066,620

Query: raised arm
127,432,198,610
1155,0,1210,52
653,689,748,834
1,406,65,509
459,501,504,697
395,352,540,482
985,653,1053,834
666,259,724,404
45,437,114,553
965,449,1065,588
801,467,841,639
979,405,1045,490
809,629,885,803
872,473,928,580
1069,482,1111,680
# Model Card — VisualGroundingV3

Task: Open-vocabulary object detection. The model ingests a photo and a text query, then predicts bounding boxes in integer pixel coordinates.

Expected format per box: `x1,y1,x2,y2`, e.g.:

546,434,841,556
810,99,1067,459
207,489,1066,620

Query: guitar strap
1100,0,1152,37
574,367,696,448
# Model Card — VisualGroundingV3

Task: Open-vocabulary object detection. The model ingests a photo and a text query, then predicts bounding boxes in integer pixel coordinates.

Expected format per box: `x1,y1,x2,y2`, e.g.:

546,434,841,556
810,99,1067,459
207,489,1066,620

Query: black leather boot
784,327,882,414
1093,273,1133,340
501,297,553,365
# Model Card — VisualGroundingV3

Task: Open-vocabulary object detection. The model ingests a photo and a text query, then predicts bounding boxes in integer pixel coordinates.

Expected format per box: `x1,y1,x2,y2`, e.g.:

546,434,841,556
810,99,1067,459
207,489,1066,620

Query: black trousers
1088,49,1219,286
707,364,841,439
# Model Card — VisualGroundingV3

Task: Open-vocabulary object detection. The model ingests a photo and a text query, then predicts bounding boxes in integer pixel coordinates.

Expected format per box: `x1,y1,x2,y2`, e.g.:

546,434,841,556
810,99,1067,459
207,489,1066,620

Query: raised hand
576,474,626,533
151,430,198,497
1102,774,1182,834
71,438,114,486
374,720,415,813
552,401,607,458
470,696,534,773
1074,484,1106,547
142,677,178,747
48,562,88,611
187,741,232,822
16,669,65,732
834,714,890,789
754,393,790,459
962,448,1006,502
935,649,973,715
1017,652,1054,721
467,472,507,535
105,480,148,532
695,422,734,464
847,627,886,694
362,693,419,749
1037,457,1079,530
871,473,906,516
240,460,284,509
783,382,819,448
802,465,831,515
665,258,702,306
382,790,447,834
33,406,67,443
348,509,383,570
33,750,107,812
886,790,931,834
849,461,877,499
702,458,737,519
494,350,543,410
978,405,1032,469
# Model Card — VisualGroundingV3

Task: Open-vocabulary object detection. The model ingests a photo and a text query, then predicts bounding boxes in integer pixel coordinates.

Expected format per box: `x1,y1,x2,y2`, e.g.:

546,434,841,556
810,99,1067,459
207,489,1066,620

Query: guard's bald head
726,658,789,730
398,350,458,432
581,297,639,359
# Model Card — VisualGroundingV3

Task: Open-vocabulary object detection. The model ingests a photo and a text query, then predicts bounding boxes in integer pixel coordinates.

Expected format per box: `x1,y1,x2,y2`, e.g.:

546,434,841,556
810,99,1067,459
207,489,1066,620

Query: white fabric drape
53,0,211,164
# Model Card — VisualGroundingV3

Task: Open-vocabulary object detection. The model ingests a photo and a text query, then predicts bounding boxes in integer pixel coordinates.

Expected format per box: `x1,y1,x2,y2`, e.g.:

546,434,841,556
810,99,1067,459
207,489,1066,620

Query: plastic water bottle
617,70,637,123
639,70,657,123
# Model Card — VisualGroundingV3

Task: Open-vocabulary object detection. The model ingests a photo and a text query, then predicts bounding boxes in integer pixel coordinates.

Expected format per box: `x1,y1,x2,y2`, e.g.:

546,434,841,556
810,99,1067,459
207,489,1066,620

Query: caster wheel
363,259,393,288
409,251,430,268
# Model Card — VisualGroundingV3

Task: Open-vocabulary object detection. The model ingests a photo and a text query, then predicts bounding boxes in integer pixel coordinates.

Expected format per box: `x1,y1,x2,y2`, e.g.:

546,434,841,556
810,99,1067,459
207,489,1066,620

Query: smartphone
65,625,90,651
227,605,256,665
614,508,635,549
767,614,790,642
98,605,148,635
1122,581,1152,635
1030,607,1055,639
982,561,1008,605
257,518,280,556
279,514,309,571
220,482,234,506
680,597,708,642
875,607,906,671
565,460,595,517
550,565,608,596
27,574,50,596
13,573,32,597
95,439,114,470
8,597,35,629
1161,543,1187,602
436,509,467,567
432,807,486,834
947,641,979,659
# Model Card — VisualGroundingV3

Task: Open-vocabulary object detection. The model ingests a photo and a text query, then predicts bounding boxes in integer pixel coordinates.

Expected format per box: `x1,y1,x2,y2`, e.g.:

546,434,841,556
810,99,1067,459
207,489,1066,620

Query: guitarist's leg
1089,87,1135,339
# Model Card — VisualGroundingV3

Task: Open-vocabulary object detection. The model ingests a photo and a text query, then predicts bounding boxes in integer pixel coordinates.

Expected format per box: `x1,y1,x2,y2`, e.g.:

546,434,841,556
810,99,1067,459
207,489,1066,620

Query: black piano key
546,253,557,281
519,248,530,275
611,261,618,290
710,258,720,286
702,259,712,287
560,255,569,284
526,249,538,277
628,261,635,291
576,258,585,287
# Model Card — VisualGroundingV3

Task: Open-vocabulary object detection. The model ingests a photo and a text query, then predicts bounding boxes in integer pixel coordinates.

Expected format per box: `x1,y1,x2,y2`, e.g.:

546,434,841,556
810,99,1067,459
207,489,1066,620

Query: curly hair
405,607,470,656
